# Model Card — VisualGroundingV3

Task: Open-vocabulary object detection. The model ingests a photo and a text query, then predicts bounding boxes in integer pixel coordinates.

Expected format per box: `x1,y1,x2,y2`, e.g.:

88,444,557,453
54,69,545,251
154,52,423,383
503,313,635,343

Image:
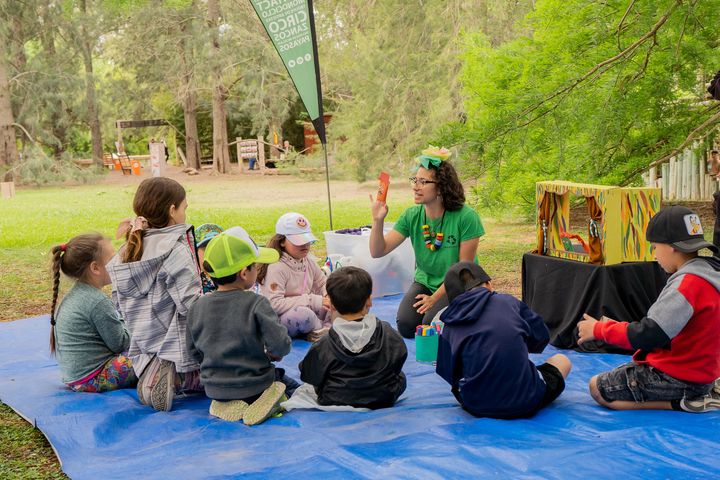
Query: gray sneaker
150,360,176,412
136,357,162,406
680,390,720,413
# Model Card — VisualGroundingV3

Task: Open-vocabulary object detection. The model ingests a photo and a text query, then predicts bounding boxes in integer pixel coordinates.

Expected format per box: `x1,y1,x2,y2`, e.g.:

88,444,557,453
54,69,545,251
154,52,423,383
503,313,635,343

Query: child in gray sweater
187,226,297,425
51,233,135,393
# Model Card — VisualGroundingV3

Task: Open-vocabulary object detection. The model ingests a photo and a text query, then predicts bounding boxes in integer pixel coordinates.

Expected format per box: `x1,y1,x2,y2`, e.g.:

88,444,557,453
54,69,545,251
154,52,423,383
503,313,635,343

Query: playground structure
230,136,293,174
536,181,661,265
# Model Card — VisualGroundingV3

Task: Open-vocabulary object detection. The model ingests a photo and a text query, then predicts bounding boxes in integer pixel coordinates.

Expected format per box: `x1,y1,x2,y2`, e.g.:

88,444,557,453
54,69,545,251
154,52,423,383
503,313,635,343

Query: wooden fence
643,143,719,201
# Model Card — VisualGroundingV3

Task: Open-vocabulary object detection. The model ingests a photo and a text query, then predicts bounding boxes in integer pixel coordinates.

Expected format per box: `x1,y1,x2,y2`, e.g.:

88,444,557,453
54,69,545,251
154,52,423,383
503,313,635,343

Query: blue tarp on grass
1,295,718,479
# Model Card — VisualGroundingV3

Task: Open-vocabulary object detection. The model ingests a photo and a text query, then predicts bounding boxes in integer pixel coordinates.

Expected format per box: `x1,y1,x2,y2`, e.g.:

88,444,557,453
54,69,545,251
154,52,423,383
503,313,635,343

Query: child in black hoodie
299,267,407,409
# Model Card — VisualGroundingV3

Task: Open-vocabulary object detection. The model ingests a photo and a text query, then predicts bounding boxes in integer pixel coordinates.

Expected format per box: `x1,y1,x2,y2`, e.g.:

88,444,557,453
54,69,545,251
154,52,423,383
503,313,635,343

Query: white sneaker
680,390,720,413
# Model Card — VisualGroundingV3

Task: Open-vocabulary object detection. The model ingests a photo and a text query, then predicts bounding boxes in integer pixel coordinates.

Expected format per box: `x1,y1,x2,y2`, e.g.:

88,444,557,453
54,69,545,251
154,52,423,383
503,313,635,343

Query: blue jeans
275,367,300,397
713,191,719,250
596,362,710,403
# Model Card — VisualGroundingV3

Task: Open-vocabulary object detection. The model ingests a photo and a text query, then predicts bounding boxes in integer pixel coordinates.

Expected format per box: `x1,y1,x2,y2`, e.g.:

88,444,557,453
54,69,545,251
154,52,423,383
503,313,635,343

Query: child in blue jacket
436,262,572,419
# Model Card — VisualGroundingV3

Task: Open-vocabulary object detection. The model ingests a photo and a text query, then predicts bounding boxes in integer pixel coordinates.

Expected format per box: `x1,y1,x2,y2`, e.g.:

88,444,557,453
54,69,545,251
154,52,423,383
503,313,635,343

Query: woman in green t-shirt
369,147,485,338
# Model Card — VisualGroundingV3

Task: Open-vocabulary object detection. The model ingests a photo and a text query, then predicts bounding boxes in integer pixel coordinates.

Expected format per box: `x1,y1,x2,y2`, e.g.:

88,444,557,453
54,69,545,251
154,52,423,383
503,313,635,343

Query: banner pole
323,142,333,230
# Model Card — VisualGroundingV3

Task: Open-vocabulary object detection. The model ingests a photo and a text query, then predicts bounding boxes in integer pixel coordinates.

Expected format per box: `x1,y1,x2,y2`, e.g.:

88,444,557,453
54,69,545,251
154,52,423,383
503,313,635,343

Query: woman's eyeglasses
409,177,437,187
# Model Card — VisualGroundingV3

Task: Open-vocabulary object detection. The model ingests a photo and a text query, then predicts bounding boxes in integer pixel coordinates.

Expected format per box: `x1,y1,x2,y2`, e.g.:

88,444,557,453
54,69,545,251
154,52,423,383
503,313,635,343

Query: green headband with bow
415,145,452,170
416,155,443,169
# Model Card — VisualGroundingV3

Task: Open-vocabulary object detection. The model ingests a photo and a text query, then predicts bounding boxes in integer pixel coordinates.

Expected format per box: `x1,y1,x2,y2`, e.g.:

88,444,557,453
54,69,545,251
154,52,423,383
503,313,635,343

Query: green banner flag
249,0,325,144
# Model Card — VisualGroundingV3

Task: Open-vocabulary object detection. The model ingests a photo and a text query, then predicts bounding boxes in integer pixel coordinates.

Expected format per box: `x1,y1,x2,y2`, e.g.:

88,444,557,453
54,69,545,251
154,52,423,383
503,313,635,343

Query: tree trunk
39,6,67,160
79,0,103,169
183,90,201,170
178,32,201,170
0,58,19,173
207,0,230,174
211,84,230,174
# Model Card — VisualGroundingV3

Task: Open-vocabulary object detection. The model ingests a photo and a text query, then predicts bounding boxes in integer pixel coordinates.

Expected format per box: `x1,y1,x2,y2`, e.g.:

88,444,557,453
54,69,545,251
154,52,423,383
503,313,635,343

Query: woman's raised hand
369,194,389,222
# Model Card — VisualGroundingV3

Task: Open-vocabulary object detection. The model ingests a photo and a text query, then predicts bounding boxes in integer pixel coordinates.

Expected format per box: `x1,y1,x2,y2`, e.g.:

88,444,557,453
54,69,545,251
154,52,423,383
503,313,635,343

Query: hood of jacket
671,256,720,293
109,224,194,298
327,315,385,363
332,313,378,353
440,287,494,326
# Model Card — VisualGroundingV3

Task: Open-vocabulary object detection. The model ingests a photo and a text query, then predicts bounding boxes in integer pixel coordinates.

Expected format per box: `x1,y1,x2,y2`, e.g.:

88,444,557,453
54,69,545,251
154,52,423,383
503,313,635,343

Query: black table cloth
521,253,668,353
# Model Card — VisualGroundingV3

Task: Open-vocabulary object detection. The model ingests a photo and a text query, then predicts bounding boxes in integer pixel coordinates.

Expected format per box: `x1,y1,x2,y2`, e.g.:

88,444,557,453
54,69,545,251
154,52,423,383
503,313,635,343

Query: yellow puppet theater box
536,181,661,265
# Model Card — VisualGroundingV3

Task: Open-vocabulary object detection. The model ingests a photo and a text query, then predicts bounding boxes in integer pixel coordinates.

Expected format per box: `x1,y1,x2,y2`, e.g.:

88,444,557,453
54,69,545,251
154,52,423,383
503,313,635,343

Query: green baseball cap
204,226,279,278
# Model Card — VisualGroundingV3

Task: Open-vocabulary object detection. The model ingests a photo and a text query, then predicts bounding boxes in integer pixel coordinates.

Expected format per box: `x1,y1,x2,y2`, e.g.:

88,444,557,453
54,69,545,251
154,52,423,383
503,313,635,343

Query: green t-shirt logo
446,235,457,245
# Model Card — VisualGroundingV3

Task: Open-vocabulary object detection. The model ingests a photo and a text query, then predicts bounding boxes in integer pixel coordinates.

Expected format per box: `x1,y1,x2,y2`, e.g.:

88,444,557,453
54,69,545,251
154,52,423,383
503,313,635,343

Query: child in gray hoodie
300,267,407,409
108,178,203,412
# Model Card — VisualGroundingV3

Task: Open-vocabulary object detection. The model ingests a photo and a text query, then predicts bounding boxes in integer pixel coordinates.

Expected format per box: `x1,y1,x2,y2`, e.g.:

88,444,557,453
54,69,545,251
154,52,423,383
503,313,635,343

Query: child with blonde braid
50,233,136,393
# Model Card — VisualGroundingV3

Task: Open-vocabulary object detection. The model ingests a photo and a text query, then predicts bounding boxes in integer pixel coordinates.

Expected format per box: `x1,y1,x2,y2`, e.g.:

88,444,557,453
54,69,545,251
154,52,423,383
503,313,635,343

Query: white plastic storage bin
324,223,415,298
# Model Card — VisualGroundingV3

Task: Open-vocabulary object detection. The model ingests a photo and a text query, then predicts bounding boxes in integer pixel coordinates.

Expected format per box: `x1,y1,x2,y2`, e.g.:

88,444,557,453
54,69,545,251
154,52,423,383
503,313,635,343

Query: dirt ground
98,164,383,205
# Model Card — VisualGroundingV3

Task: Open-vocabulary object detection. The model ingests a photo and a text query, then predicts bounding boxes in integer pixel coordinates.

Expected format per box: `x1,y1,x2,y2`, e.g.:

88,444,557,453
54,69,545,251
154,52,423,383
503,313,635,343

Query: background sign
249,0,325,144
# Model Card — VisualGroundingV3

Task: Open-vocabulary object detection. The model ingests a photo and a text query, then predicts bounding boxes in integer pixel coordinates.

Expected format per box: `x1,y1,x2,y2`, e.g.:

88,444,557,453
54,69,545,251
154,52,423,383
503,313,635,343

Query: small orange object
131,159,142,176
559,231,590,253
377,172,390,203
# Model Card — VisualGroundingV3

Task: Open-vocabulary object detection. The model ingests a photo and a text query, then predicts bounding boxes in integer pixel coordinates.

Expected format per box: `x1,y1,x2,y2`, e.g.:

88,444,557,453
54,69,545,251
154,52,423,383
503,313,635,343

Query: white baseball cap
276,212,318,246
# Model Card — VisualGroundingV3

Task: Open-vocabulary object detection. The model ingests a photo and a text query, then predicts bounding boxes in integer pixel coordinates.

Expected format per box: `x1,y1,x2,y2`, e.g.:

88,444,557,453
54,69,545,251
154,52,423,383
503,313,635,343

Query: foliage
15,145,101,185
445,0,720,214
3,1,718,202
319,0,533,181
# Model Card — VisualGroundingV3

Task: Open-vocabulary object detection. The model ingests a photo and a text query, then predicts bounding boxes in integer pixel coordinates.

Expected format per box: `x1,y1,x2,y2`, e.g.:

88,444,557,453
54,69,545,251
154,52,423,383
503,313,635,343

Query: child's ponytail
257,234,286,285
49,234,105,355
122,229,145,263
49,244,64,355
120,177,186,263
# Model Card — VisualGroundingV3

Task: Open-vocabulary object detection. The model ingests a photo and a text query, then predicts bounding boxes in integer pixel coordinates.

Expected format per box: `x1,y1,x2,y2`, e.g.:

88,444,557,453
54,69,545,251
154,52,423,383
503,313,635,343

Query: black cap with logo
646,206,718,254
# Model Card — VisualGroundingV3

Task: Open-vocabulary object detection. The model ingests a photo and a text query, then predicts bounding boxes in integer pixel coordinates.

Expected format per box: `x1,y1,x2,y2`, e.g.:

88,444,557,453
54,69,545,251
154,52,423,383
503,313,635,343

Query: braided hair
49,233,105,354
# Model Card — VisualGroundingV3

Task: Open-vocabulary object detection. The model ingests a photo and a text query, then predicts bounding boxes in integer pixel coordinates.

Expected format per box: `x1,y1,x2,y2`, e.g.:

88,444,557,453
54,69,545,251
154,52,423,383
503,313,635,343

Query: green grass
0,175,537,476
0,403,67,479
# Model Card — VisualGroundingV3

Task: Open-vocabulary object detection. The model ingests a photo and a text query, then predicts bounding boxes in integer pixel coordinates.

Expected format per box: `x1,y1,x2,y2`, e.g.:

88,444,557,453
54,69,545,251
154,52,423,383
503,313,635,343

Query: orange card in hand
377,172,390,203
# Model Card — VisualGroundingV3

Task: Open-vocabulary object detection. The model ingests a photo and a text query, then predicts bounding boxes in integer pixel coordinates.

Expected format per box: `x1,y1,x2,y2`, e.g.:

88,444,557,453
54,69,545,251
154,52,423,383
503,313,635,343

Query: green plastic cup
415,334,439,363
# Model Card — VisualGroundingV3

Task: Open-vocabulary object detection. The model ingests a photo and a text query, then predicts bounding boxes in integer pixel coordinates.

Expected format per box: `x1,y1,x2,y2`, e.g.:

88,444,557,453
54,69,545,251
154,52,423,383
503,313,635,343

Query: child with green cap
186,226,297,425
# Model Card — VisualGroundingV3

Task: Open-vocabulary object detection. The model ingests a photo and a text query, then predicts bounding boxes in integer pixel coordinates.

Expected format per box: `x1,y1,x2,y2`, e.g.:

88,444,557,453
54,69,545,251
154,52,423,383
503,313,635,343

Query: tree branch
630,33,657,82
515,0,681,124
620,105,720,185
9,71,37,84
616,0,637,51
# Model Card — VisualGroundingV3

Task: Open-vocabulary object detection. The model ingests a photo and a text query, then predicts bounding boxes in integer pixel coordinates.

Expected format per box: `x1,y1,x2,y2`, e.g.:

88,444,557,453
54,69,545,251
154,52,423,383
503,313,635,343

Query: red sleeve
593,319,632,350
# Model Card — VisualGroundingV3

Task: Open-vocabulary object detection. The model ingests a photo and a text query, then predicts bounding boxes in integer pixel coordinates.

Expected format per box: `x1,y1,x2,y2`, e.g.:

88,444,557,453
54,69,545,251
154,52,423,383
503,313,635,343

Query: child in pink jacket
258,213,330,340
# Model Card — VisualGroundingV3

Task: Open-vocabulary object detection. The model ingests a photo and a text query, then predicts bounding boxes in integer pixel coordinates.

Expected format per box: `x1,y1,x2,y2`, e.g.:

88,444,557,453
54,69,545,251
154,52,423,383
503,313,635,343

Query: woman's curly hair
429,161,465,211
